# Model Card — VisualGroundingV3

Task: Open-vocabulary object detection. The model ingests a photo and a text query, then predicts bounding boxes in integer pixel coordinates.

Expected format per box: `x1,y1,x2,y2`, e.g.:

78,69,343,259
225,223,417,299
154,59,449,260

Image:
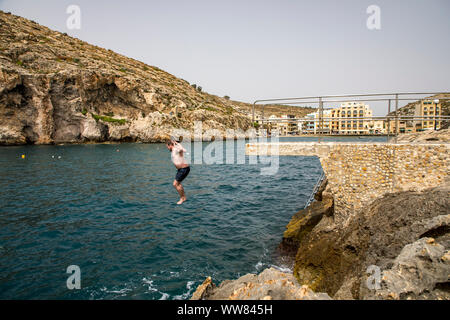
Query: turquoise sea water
0,136,386,299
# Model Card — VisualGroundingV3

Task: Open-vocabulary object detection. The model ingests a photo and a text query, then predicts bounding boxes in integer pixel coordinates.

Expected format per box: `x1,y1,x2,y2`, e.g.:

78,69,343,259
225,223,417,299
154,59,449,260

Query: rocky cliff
281,177,450,300
0,11,254,145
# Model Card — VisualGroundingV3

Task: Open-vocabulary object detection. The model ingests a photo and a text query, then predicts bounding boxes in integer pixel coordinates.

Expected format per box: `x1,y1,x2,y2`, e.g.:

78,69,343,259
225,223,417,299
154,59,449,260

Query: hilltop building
387,99,442,134
415,99,442,131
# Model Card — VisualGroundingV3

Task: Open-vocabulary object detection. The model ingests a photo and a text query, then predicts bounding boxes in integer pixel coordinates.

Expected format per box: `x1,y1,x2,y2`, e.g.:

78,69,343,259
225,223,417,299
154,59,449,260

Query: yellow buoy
21,154,25,159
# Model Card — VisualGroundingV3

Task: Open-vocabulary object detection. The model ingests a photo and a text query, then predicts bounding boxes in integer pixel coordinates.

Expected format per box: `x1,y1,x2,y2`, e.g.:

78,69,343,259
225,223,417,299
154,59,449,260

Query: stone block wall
246,142,449,225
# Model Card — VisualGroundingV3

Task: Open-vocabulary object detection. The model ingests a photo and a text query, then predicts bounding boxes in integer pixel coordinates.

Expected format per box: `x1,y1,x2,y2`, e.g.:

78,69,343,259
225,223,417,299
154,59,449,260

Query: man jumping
166,140,190,204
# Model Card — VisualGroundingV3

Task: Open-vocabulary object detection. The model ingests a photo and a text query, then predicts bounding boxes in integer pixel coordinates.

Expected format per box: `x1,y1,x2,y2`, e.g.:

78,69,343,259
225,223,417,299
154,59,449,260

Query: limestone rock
280,182,333,254
190,277,215,300
287,180,450,299
397,128,450,144
0,11,253,145
364,237,450,300
191,268,332,300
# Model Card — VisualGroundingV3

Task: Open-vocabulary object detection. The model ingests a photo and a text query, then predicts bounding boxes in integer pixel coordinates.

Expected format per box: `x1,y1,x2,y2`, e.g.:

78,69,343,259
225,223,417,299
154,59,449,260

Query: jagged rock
364,237,450,300
280,192,333,255
285,179,450,299
397,128,450,143
191,277,215,300
191,268,332,300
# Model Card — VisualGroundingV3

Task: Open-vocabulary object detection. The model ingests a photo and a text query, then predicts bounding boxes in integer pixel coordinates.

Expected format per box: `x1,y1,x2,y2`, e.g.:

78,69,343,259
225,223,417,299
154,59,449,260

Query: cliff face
0,11,253,145
281,179,450,300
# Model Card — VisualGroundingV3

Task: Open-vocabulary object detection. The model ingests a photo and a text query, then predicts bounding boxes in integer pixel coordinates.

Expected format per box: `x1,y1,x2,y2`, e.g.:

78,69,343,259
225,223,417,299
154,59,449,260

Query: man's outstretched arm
173,141,186,152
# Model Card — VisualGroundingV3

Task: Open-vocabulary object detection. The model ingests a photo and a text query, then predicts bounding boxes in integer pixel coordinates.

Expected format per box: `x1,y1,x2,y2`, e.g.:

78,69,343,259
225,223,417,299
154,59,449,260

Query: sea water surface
0,136,386,299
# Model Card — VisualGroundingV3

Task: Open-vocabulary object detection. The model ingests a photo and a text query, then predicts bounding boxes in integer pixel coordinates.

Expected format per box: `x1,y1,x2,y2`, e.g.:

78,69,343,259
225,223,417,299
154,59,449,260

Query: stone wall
246,142,450,225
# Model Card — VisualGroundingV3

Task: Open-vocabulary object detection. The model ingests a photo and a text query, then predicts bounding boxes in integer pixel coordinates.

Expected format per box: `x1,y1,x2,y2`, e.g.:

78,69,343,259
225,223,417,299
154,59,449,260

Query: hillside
239,104,316,119
0,11,257,145
388,93,450,128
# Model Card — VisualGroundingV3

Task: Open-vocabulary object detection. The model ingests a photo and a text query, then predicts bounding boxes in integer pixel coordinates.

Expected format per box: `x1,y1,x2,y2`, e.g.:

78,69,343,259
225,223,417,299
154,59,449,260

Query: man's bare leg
173,180,187,204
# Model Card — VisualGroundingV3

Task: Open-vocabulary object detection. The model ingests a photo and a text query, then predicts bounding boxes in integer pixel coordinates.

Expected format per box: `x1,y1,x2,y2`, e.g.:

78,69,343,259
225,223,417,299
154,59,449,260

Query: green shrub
203,106,217,112
92,114,126,125
81,108,88,115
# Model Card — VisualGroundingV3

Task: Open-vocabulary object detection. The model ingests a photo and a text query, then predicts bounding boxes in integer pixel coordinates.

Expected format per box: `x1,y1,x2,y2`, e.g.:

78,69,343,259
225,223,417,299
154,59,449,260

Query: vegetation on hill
0,10,257,144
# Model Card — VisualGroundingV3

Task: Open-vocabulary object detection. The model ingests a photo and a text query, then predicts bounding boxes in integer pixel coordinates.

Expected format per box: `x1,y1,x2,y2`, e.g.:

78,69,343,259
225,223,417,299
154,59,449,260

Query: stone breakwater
246,142,449,227
192,142,449,300
246,141,450,299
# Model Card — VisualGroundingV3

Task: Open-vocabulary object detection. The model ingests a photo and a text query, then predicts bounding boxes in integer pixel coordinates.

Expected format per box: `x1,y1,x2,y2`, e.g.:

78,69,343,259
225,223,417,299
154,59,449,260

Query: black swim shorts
175,166,190,182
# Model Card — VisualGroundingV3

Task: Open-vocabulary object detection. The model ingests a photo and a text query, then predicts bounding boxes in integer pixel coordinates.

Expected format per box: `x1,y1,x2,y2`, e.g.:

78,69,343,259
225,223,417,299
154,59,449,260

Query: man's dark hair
166,140,174,147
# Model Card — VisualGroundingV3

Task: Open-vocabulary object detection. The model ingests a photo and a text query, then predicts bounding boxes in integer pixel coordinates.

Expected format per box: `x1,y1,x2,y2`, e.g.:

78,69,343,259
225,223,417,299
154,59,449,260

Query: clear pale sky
1,0,449,115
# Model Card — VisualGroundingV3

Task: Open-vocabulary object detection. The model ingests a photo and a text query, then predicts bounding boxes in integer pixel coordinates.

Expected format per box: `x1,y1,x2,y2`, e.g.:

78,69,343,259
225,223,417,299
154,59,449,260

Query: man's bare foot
177,197,187,205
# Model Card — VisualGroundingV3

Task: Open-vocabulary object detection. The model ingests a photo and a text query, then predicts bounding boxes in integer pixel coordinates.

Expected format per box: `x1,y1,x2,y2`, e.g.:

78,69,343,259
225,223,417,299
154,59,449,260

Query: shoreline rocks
281,177,450,299
279,179,333,255
364,237,449,300
191,268,331,300
191,179,449,300
397,128,450,144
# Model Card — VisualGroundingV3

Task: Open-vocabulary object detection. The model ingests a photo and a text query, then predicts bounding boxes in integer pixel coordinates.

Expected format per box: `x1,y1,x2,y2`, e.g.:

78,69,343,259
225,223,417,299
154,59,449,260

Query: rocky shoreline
192,131,450,300
192,176,449,300
279,177,449,299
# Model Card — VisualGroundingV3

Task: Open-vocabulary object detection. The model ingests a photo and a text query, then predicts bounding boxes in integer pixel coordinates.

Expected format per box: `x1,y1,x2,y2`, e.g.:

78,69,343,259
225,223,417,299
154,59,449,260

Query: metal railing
304,172,326,209
252,92,449,142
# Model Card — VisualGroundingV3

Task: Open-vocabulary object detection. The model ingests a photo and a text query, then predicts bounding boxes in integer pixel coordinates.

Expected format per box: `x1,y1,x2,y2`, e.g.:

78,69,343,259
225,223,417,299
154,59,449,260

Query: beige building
304,110,331,134
275,114,297,135
330,102,373,134
415,99,442,131
368,120,386,134
387,120,415,134
330,108,341,133
387,99,442,134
